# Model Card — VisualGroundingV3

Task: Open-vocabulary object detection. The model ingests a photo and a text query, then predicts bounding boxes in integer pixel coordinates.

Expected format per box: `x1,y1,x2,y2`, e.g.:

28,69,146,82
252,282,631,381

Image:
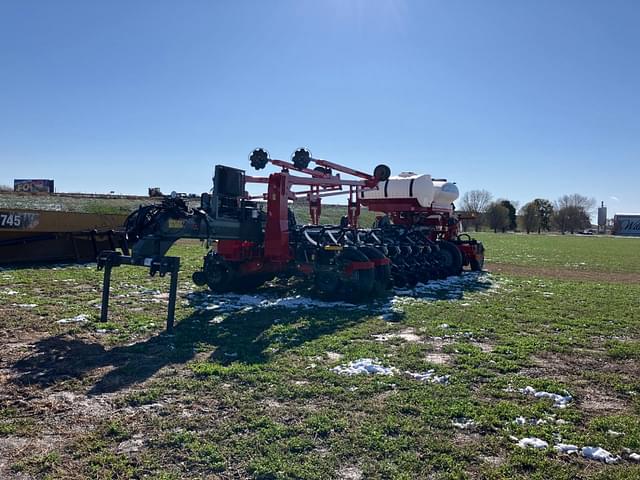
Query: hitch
97,250,181,332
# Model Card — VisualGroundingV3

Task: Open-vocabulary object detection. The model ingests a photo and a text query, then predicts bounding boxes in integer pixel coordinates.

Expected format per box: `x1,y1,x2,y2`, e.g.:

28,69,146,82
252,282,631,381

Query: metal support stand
97,251,181,332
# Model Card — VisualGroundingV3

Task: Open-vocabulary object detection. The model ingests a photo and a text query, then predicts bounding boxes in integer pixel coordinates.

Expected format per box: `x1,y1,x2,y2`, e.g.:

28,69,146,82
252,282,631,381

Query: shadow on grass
10,273,493,396
11,302,371,395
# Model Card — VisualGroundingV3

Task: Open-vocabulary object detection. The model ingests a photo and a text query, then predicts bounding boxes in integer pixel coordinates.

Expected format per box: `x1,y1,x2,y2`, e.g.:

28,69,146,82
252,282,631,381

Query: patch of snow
554,443,579,454
519,386,572,408
452,418,475,429
187,272,498,322
439,323,450,329
1,288,19,295
581,446,620,464
629,453,640,462
517,437,548,449
56,314,90,324
607,429,624,437
405,370,450,384
190,291,356,314
12,303,37,308
514,416,547,426
332,358,396,376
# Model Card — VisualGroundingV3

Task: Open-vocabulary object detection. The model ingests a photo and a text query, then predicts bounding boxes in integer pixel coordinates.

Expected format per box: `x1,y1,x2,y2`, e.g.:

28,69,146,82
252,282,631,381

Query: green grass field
1,234,639,479
474,232,640,274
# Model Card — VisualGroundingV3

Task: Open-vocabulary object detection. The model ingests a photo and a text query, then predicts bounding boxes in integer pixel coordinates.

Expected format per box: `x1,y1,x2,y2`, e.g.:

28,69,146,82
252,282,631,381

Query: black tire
314,267,341,296
192,270,207,286
436,241,464,276
203,252,234,292
359,245,392,294
338,247,375,299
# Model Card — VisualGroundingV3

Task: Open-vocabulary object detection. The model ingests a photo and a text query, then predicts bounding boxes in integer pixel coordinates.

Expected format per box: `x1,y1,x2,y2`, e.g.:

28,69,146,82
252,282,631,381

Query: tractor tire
436,241,464,277
359,245,392,294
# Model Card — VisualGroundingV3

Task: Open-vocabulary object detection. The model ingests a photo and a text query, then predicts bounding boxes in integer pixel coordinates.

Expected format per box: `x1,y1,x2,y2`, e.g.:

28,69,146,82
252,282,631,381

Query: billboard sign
613,214,640,236
14,179,54,193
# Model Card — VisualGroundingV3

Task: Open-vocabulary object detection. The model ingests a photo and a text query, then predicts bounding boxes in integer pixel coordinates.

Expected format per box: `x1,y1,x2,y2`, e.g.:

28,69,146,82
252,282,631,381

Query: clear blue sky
1,0,639,215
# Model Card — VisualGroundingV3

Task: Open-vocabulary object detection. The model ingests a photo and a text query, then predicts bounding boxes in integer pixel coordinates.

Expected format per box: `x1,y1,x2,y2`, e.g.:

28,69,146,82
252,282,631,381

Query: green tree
520,202,540,234
499,200,517,231
532,198,554,233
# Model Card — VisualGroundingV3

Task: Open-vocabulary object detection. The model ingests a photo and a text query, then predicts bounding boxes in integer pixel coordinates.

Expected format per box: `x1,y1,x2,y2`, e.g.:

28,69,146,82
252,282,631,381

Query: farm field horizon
1,233,639,479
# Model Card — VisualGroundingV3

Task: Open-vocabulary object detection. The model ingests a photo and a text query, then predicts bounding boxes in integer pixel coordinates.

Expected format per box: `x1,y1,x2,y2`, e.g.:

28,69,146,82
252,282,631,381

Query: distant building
612,214,640,236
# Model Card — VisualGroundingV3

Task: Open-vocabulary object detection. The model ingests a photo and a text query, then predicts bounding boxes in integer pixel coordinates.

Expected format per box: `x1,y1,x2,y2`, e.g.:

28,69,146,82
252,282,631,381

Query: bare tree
460,189,492,231
556,194,596,213
554,194,595,234
485,202,510,233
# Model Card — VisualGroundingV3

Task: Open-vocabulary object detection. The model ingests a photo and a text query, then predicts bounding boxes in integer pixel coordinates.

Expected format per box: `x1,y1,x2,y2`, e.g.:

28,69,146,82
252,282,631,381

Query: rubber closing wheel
359,245,391,294
437,241,464,277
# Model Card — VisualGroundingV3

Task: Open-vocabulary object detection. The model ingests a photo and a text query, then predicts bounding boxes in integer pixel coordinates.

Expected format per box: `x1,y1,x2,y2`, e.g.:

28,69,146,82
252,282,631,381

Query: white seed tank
361,172,459,209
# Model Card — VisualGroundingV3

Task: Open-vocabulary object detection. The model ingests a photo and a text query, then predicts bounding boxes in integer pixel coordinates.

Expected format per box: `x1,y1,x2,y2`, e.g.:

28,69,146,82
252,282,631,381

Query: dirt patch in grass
486,263,640,283
523,351,633,414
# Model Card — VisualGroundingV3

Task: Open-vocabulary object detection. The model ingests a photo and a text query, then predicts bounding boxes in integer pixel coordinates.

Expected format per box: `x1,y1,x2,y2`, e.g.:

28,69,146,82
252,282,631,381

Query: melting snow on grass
517,437,549,449
514,416,547,426
554,444,580,454
517,441,623,464
518,386,573,408
391,272,497,302
331,358,396,376
405,370,450,384
56,314,90,324
452,418,475,429
189,292,357,314
331,358,450,384
581,446,620,464
186,272,498,317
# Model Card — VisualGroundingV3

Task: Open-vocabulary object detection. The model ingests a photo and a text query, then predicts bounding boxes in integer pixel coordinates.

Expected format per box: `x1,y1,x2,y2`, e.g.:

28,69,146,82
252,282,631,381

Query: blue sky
1,0,639,215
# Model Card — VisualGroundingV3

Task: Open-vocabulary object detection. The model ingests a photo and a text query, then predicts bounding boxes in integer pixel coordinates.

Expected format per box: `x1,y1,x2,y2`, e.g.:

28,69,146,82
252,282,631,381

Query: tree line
460,190,596,234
